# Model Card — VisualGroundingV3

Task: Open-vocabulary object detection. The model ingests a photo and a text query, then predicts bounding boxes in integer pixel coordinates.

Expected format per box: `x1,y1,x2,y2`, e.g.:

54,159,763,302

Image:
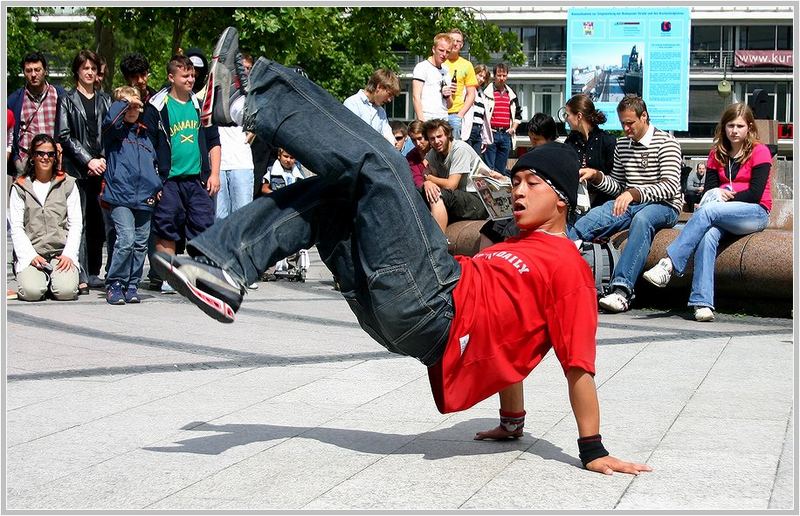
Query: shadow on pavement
143,419,578,466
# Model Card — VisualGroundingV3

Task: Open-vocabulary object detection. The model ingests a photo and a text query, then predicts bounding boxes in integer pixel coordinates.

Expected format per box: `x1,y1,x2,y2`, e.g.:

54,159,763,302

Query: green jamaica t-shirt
166,95,201,178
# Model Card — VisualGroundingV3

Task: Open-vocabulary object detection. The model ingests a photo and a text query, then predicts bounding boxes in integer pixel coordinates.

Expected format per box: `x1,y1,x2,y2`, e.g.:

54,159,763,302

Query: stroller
271,249,310,282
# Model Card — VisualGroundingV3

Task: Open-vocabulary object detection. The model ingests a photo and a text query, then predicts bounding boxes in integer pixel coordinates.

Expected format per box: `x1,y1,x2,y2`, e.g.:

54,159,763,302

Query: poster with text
566,7,690,131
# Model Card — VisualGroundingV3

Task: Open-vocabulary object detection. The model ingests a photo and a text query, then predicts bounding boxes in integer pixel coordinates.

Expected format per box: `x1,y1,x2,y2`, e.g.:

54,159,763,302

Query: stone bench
444,198,793,300
618,198,793,300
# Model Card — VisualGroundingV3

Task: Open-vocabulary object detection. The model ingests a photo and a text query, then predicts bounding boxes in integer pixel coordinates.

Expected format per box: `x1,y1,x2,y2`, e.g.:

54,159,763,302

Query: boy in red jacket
152,27,651,476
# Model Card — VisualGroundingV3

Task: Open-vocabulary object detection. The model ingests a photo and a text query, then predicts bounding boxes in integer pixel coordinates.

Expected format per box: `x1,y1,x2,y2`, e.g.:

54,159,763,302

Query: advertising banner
566,7,691,131
734,50,793,68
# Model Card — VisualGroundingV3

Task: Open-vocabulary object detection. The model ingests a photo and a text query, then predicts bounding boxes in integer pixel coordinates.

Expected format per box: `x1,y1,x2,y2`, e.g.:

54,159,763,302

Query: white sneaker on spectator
161,281,176,294
694,307,715,322
248,282,259,290
598,290,630,313
643,257,673,288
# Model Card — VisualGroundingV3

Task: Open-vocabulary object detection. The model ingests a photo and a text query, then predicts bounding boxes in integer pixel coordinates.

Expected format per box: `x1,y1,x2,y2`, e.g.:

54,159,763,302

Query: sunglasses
33,150,57,159
394,135,405,141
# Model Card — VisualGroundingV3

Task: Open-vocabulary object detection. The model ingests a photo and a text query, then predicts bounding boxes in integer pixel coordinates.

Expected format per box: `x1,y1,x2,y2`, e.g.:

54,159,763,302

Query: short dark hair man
484,63,522,175
527,113,558,147
7,51,66,175
120,52,157,102
570,96,682,313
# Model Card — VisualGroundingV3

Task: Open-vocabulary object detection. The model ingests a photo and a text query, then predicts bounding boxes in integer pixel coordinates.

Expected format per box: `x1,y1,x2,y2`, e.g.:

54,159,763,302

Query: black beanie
510,143,580,208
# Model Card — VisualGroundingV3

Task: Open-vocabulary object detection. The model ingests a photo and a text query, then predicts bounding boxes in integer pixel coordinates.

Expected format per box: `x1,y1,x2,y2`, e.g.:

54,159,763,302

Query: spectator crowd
7,26,774,323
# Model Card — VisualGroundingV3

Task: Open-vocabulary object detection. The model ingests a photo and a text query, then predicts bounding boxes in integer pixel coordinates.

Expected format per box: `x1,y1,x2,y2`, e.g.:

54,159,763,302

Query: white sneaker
160,281,176,294
694,307,715,322
643,257,673,288
598,290,630,313
247,282,259,290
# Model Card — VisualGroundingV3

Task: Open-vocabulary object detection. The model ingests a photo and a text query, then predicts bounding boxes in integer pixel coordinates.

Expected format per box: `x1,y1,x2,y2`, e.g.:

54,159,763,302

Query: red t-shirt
428,232,598,413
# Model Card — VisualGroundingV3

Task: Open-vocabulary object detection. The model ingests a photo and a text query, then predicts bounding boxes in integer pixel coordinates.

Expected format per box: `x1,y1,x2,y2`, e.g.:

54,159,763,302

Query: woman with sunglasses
8,133,82,301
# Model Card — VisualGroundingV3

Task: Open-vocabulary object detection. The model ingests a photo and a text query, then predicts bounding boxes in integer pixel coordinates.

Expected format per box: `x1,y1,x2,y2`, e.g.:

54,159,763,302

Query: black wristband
577,434,609,467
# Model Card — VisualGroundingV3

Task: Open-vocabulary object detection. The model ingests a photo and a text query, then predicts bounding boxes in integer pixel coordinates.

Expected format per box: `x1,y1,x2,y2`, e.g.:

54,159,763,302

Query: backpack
580,242,620,296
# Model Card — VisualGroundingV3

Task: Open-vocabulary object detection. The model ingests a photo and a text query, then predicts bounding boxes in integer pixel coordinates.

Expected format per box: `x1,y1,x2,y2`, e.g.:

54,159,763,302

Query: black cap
510,143,580,208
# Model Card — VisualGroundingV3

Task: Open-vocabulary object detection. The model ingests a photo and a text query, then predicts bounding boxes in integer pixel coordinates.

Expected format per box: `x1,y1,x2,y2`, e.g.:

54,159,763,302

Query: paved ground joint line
611,335,732,509
767,406,794,509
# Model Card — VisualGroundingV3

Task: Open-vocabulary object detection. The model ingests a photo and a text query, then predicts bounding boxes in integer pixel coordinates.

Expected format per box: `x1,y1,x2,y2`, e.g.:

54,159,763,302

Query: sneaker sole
205,26,240,126
150,254,236,324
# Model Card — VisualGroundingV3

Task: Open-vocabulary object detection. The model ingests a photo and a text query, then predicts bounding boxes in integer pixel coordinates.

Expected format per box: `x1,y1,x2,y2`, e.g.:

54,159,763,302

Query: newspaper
468,159,513,220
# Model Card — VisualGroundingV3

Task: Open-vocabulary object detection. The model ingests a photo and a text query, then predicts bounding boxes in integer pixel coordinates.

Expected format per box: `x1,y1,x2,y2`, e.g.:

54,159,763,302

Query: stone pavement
4,251,795,511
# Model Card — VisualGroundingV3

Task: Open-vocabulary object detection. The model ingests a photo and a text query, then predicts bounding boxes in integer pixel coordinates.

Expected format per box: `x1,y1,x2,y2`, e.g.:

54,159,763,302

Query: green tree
7,8,56,90
8,7,523,98
88,7,237,91
234,7,524,99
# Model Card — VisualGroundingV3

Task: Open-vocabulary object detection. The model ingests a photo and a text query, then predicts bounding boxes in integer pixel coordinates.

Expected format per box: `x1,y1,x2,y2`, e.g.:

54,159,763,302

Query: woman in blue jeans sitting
642,103,773,322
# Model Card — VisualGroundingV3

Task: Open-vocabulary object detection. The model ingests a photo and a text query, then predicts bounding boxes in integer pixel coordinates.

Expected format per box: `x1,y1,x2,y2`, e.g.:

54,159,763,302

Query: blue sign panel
566,7,690,131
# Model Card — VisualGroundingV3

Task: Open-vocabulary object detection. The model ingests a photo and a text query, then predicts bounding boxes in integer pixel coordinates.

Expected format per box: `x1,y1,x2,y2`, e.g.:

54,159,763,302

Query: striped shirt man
595,124,683,212
489,88,512,130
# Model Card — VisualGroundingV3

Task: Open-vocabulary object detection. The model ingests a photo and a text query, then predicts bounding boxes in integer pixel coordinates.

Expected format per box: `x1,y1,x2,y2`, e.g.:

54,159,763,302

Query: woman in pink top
642,103,772,322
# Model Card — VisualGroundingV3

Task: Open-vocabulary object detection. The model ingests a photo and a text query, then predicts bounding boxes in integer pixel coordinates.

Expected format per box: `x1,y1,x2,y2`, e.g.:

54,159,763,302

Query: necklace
534,229,568,238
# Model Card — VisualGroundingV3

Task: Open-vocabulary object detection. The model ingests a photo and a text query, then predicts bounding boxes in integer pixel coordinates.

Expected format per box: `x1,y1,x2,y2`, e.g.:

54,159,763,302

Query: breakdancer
152,27,652,476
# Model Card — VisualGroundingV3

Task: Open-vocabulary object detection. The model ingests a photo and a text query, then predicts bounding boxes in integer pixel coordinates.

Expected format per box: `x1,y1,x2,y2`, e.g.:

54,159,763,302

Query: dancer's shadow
143,419,578,467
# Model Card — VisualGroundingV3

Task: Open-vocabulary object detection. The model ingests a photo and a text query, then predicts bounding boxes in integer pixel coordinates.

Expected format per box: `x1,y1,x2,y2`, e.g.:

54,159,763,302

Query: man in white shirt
343,68,400,144
412,33,454,122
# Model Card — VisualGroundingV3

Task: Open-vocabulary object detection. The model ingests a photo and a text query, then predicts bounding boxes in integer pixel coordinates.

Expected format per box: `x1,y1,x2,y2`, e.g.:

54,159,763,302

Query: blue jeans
216,168,254,220
101,207,117,275
667,201,769,309
571,200,679,295
465,123,485,162
188,59,460,366
105,205,151,288
447,114,463,140
484,130,511,176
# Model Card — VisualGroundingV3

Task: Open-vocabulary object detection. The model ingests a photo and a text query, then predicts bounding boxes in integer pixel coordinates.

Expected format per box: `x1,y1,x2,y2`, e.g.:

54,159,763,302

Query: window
738,25,793,50
777,25,792,50
692,26,722,51
743,26,776,50
743,82,792,123
688,84,731,123
386,91,409,120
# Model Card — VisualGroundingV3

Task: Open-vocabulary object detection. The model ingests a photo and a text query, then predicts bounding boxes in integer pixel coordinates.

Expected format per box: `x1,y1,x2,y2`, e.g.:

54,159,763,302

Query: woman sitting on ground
642,103,773,322
8,133,82,301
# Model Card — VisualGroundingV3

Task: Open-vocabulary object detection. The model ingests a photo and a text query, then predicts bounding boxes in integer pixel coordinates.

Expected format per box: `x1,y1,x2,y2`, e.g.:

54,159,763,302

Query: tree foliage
234,7,524,99
7,7,523,99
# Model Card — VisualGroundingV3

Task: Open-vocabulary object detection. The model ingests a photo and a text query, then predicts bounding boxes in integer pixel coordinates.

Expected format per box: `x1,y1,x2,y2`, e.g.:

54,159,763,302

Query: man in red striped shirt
484,63,522,176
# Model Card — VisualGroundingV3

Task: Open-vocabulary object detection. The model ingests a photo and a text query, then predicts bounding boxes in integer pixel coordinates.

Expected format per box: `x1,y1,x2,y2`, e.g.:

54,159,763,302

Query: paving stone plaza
4,250,795,511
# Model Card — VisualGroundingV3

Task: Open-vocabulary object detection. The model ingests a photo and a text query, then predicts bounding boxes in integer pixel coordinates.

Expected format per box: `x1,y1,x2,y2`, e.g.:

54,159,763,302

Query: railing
690,50,733,69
